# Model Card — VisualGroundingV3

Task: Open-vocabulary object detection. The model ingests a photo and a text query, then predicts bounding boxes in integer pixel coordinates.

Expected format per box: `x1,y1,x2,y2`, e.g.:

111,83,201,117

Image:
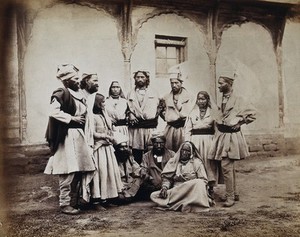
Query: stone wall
246,134,286,158
4,143,51,174
3,134,299,175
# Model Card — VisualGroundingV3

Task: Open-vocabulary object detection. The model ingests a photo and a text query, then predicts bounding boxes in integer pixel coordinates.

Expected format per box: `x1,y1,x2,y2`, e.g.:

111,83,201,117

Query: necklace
180,159,189,165
137,88,146,95
199,108,206,119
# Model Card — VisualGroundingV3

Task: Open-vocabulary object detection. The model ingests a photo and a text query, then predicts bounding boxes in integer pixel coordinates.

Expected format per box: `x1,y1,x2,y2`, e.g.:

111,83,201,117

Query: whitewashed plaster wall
24,4,123,143
21,3,299,143
282,20,300,137
217,23,279,133
131,12,211,100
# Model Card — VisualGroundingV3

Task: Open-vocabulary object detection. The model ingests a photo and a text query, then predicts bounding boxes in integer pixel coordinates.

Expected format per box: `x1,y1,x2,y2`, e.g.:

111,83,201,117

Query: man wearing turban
208,74,256,207
138,131,175,199
113,134,142,203
44,64,96,215
161,71,193,152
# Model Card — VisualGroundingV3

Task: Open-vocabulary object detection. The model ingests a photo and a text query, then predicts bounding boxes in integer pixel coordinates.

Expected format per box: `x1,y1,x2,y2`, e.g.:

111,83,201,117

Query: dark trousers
221,158,237,199
132,149,144,164
134,181,160,201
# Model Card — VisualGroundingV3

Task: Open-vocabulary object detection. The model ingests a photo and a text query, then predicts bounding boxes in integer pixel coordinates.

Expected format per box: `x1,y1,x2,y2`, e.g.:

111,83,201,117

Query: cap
169,72,183,82
168,62,188,82
219,69,238,82
82,73,98,80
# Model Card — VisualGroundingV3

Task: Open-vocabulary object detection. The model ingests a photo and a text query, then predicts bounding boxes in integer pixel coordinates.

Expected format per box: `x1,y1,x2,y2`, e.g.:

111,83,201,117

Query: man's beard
153,148,164,156
69,83,79,92
115,149,130,163
172,87,181,94
135,80,146,88
86,85,98,94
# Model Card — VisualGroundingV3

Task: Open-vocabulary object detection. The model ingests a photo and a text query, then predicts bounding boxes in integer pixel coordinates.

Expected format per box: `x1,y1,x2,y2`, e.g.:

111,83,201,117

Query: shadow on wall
216,22,279,132
24,4,123,143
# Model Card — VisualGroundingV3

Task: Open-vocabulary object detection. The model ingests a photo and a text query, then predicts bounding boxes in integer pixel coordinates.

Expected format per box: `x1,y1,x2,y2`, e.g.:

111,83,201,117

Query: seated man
138,132,175,199
114,136,142,203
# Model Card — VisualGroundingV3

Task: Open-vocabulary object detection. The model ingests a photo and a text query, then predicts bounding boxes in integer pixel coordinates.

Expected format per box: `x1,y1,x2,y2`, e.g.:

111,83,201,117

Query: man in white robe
161,72,193,152
44,64,96,215
208,75,256,207
127,70,161,164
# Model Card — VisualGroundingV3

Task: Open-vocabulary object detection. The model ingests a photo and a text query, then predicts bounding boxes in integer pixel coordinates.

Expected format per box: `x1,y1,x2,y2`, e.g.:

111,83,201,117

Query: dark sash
191,127,215,135
68,121,85,129
216,123,240,133
114,119,128,126
128,118,158,128
167,118,186,128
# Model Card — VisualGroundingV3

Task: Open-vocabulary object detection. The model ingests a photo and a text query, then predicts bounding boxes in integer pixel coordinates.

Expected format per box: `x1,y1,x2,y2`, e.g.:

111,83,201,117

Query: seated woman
150,141,213,212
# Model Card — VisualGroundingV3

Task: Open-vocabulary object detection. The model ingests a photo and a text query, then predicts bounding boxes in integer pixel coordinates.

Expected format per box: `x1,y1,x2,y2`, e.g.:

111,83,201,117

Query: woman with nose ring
184,91,217,198
150,141,213,212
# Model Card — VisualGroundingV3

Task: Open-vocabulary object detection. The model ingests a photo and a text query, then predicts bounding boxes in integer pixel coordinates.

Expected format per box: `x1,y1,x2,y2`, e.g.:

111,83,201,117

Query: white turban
57,64,79,81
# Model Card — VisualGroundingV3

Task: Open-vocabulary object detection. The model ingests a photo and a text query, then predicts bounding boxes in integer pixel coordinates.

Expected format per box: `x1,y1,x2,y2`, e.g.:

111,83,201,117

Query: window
155,35,187,77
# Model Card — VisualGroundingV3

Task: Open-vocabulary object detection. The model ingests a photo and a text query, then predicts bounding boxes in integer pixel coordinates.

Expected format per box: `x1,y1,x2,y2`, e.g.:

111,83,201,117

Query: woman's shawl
161,141,205,181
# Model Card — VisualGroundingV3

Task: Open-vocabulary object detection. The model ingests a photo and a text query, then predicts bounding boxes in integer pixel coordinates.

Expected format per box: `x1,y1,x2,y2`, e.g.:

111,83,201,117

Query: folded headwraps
150,130,166,142
57,64,79,81
114,133,129,146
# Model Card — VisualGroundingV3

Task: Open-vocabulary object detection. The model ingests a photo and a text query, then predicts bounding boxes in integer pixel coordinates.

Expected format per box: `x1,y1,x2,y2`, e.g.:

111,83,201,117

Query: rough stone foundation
3,134,300,175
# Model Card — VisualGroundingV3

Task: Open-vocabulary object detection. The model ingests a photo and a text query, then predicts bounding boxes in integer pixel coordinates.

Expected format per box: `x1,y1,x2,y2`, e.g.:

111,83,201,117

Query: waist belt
216,124,240,133
129,118,158,128
68,121,84,129
167,119,186,128
114,119,128,126
191,127,215,135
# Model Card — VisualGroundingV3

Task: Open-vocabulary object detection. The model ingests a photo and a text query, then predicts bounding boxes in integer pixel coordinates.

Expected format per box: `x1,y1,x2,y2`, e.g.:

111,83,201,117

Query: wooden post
122,0,133,94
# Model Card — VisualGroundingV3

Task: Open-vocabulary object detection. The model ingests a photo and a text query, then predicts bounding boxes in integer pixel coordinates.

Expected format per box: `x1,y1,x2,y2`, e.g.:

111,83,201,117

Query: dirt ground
1,155,300,237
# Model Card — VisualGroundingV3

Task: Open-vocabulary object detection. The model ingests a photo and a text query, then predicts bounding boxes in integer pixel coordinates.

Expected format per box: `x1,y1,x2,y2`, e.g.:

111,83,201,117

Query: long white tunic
44,89,95,175
184,106,215,182
91,114,124,200
127,88,160,150
106,96,129,137
208,92,256,160
163,88,193,152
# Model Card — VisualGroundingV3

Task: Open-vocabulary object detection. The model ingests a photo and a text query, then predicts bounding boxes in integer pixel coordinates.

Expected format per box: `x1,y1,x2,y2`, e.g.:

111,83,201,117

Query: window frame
154,35,187,77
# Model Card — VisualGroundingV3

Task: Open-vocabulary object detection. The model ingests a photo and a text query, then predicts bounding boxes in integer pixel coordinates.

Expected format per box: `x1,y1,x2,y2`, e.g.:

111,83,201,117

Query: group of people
44,64,256,215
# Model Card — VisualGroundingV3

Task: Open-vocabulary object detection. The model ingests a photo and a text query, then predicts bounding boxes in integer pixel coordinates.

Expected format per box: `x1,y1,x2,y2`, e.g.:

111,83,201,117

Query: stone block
25,146,51,157
249,145,264,152
263,144,278,151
